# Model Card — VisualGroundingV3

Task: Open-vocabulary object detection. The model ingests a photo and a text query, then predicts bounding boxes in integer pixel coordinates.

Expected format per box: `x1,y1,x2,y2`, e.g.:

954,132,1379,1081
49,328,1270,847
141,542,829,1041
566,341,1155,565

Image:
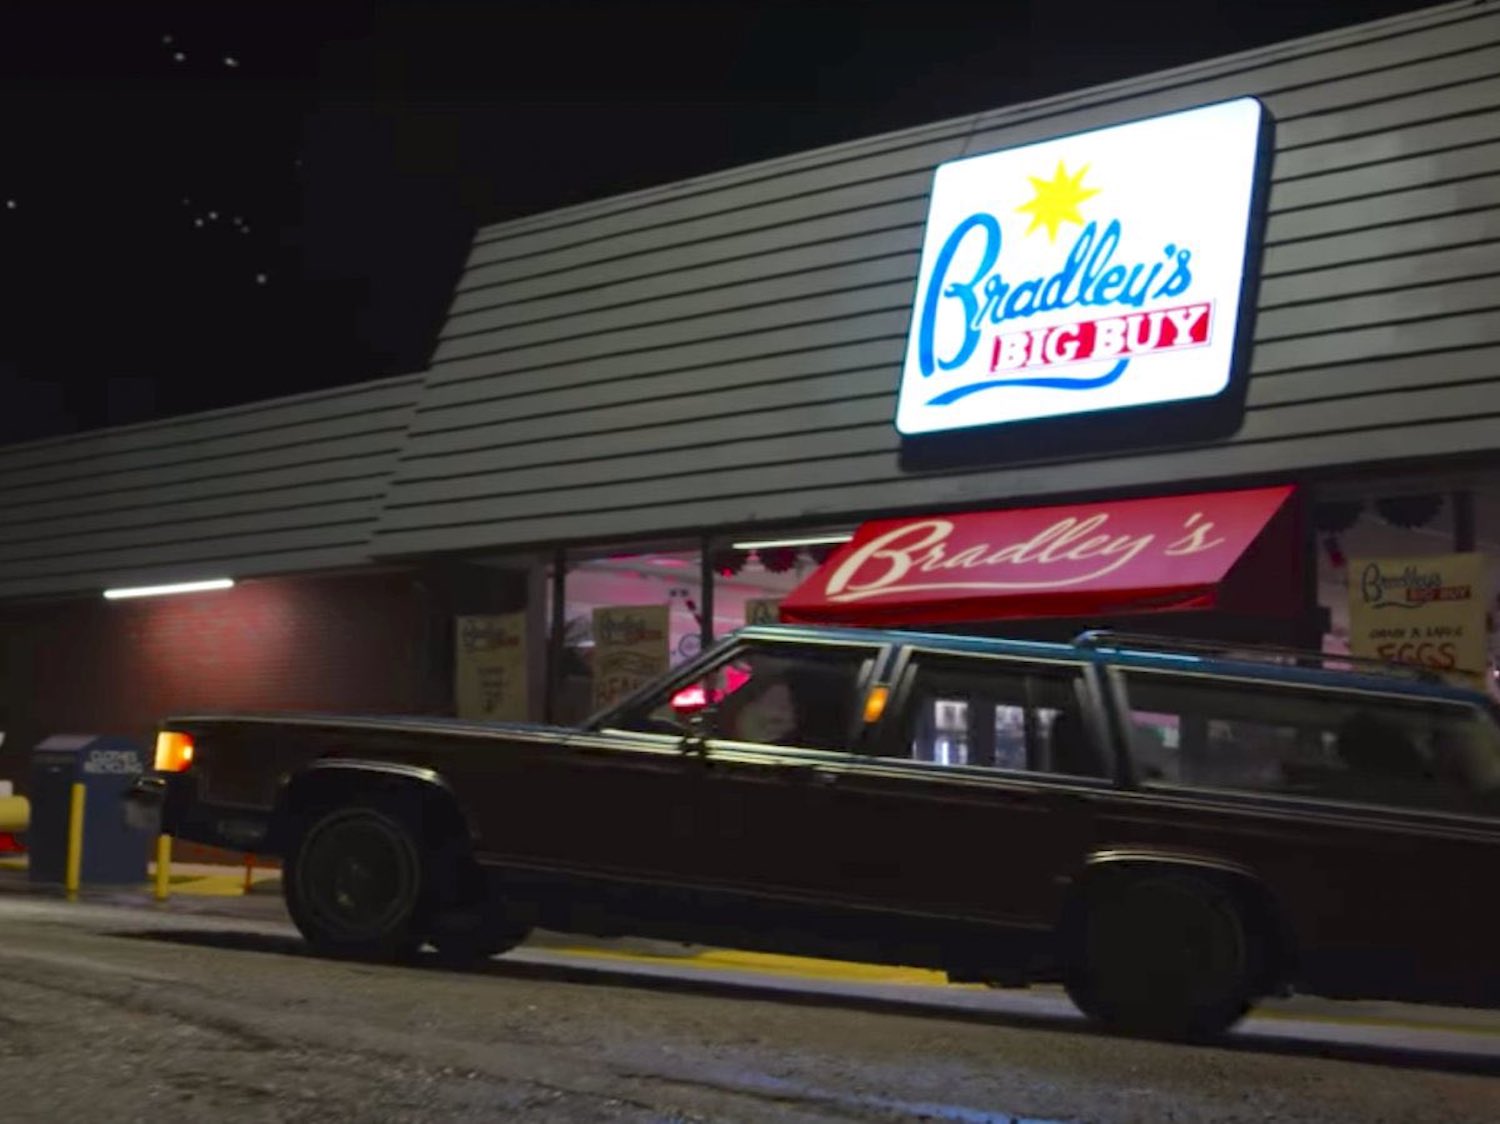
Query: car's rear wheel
284,804,427,961
1064,871,1256,1039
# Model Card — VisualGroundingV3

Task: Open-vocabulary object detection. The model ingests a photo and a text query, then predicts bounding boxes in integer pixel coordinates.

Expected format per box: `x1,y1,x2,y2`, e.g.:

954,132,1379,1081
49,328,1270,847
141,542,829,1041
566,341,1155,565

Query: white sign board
895,97,1269,437
455,613,529,722
1347,553,1489,679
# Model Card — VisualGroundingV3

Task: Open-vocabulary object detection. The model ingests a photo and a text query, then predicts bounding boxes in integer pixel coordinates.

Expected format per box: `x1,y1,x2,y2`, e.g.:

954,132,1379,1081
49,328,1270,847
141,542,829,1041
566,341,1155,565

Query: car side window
895,657,1108,779
619,643,877,753
1118,669,1500,817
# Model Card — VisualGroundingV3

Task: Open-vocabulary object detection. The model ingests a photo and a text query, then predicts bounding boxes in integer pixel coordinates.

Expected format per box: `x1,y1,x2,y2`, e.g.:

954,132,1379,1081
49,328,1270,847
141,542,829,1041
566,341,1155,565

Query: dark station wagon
128,624,1500,1037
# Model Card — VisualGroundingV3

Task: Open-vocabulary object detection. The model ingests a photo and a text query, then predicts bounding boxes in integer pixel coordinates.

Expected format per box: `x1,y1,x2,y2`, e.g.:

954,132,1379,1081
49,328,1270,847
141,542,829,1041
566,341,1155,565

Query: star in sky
1015,161,1099,241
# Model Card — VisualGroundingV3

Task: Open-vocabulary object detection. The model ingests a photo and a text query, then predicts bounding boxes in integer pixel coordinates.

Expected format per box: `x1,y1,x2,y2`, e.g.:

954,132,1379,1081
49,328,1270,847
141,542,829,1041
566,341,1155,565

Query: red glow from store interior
671,685,711,712
669,664,752,714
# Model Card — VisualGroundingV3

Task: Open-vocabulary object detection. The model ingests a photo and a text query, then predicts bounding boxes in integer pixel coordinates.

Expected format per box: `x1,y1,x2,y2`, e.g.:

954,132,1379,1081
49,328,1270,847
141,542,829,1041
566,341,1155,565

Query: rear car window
1118,668,1500,817
894,656,1108,779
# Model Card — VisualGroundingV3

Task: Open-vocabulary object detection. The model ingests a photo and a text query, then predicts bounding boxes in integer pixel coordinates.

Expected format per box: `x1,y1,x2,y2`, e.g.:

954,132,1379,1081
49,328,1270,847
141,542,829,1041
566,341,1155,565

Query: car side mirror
689,702,716,733
680,703,716,754
668,682,723,752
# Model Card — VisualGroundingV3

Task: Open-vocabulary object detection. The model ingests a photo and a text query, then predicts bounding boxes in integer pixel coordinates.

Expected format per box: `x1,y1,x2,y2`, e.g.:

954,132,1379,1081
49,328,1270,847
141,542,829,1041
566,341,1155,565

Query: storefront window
708,532,851,631
1313,484,1498,693
549,544,702,725
543,528,854,727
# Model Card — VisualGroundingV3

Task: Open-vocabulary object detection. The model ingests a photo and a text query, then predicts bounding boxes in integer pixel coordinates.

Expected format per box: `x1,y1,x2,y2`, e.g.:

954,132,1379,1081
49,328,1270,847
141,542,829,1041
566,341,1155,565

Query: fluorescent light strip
104,578,235,601
731,534,854,551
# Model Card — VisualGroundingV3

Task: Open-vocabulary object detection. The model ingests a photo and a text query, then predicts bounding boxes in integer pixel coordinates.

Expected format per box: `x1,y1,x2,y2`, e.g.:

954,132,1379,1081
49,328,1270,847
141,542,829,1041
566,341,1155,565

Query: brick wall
0,568,456,862
0,562,534,864
5,568,439,768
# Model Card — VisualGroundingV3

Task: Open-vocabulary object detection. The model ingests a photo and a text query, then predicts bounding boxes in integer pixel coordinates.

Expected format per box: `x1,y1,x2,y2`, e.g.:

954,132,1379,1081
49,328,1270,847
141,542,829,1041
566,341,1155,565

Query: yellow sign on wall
591,604,670,711
745,598,782,626
1347,553,1489,678
455,614,529,721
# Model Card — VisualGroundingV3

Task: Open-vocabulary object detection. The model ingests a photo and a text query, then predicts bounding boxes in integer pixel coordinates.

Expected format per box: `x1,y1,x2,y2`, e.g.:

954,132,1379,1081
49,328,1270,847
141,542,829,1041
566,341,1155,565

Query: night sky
0,0,1435,445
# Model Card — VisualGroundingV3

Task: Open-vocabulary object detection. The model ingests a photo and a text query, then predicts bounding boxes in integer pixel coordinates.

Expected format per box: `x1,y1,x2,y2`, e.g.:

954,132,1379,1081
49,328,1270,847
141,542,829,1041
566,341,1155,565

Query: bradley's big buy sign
896,98,1271,439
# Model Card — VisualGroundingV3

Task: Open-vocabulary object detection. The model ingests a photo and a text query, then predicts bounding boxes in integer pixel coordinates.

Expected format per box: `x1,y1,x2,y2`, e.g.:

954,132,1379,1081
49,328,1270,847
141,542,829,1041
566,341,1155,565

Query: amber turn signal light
863,685,889,724
154,731,195,772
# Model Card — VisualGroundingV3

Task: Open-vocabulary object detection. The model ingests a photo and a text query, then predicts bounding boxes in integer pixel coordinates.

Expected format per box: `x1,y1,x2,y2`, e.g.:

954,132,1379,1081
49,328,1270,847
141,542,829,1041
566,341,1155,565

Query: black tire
283,804,428,961
428,913,530,968
1064,871,1257,1039
422,849,530,967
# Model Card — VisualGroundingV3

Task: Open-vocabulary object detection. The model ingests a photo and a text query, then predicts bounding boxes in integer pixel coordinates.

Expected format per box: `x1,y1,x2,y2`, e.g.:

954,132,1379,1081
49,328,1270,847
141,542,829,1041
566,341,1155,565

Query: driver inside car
718,674,800,744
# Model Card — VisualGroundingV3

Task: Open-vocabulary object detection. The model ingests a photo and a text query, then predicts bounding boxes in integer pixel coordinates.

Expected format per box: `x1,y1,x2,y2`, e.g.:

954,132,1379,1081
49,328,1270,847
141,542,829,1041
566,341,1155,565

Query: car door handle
989,787,1100,811
780,764,838,787
703,761,838,787
987,790,1047,812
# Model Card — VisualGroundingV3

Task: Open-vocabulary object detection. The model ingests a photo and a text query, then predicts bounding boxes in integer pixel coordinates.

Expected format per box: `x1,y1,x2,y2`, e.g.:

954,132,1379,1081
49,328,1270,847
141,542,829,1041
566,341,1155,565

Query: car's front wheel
283,803,428,961
1064,871,1257,1039
428,913,530,967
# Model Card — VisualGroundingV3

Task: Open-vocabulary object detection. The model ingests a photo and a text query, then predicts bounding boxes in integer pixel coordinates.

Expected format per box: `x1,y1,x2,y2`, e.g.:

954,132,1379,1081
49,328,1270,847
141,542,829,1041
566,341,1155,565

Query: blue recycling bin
29,735,152,885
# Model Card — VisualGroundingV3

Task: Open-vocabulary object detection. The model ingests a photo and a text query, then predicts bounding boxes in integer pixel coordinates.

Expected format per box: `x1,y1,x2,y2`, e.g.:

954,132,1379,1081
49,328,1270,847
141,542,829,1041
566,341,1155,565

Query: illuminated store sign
895,97,1271,438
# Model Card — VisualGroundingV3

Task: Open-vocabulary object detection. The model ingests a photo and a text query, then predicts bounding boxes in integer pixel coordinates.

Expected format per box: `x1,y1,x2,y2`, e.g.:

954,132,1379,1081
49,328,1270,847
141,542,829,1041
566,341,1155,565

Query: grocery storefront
2,0,1500,769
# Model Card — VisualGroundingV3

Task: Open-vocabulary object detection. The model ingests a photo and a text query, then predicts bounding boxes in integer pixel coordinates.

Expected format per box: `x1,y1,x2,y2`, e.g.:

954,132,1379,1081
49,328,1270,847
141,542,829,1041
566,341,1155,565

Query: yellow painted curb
0,855,278,897
547,945,1500,1038
1253,1005,1500,1038
550,943,967,988
150,870,280,897
158,875,251,897
695,948,954,986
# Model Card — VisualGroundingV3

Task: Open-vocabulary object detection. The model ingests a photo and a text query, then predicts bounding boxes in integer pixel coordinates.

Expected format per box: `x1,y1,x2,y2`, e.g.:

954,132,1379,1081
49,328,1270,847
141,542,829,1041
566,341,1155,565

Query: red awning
779,485,1298,627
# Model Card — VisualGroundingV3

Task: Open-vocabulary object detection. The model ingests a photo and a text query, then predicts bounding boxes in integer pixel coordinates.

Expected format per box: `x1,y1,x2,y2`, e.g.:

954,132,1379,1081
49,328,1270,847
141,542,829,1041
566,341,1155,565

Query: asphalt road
0,891,1495,1123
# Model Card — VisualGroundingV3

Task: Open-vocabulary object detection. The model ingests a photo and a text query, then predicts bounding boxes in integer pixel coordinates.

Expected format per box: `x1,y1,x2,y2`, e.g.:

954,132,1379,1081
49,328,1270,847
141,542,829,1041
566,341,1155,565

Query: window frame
870,644,1121,788
1104,662,1500,822
592,633,892,755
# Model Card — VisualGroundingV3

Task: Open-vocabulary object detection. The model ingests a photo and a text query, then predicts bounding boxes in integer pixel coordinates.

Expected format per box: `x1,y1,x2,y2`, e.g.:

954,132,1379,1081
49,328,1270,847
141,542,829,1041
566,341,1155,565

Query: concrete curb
0,858,281,898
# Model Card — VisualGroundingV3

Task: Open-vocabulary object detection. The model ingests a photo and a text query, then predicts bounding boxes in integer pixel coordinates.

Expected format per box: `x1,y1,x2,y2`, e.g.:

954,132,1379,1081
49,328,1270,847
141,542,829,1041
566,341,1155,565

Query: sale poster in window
591,605,670,712
745,598,782,626
455,613,529,721
1346,553,1489,679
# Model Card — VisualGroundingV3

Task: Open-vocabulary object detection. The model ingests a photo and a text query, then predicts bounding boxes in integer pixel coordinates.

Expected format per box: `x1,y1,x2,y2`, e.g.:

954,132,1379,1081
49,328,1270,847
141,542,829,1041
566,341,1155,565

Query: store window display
1315,485,1498,690
548,547,702,725
545,529,852,726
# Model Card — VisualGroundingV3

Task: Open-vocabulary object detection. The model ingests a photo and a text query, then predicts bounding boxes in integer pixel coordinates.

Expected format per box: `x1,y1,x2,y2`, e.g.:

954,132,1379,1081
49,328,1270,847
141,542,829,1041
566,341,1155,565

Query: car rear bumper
124,773,278,855
124,775,167,834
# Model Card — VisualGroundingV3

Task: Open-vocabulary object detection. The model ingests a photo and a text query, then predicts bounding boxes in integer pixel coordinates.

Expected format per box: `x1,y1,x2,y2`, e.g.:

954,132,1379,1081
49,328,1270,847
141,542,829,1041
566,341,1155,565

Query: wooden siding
373,1,1500,557
7,2,1500,603
0,377,422,600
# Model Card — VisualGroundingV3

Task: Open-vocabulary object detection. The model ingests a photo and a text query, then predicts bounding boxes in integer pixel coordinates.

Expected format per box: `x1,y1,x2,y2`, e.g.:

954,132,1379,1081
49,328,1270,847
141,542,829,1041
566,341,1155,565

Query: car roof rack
1071,629,1448,684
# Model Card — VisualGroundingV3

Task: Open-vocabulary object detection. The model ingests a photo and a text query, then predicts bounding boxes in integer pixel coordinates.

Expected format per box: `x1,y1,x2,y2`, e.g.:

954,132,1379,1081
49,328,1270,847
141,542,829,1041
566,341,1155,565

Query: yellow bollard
154,834,172,901
65,782,85,900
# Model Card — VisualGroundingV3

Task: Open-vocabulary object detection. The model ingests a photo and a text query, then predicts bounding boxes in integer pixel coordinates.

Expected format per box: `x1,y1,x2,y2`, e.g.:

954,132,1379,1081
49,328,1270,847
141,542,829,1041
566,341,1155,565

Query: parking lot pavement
0,891,1496,1122
7,863,1500,1052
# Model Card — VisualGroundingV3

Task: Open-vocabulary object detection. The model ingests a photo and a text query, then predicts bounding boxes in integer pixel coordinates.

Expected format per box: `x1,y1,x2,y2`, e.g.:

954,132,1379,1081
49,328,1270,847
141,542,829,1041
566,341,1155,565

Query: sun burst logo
1015,161,1099,242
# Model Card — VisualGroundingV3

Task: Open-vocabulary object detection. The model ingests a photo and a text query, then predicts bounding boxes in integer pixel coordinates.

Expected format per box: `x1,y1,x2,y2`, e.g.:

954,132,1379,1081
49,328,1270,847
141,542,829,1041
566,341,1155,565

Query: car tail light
154,731,195,772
